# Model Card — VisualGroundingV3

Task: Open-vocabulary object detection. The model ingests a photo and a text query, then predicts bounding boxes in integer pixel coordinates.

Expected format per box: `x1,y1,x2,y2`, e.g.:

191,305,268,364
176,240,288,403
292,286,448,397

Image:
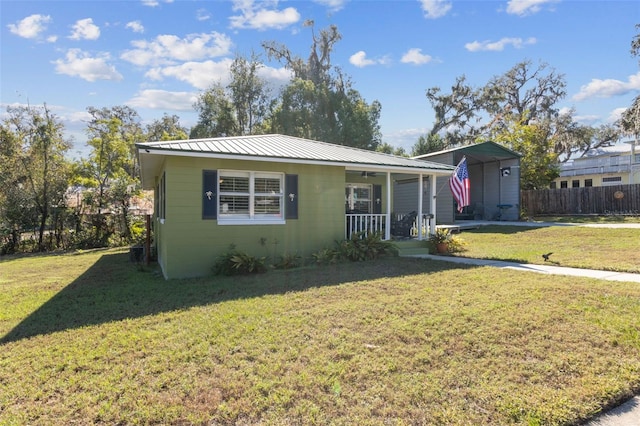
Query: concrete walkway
404,253,640,283
447,219,640,230
585,396,640,426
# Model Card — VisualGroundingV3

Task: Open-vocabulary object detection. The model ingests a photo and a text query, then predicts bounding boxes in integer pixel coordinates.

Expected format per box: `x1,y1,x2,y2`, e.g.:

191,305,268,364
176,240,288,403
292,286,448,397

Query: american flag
449,156,470,213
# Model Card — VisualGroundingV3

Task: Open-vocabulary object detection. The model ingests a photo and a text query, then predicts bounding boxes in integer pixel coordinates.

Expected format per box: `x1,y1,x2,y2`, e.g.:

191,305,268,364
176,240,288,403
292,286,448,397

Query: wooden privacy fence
521,184,640,216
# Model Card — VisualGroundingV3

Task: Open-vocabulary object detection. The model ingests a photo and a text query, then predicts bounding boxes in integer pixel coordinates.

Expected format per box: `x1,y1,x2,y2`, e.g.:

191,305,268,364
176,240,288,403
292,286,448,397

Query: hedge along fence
521,184,640,216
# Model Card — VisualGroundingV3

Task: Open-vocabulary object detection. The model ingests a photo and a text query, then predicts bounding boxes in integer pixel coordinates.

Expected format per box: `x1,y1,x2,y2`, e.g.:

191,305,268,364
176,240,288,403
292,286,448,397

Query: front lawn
532,215,640,224
455,225,640,273
1,249,639,425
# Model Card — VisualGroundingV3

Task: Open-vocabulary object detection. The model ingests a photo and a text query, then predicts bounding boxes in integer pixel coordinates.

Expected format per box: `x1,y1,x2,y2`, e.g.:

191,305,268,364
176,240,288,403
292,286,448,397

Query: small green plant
311,248,340,265
230,252,267,274
446,235,467,253
427,228,467,254
336,232,398,262
274,253,302,270
213,244,266,275
213,244,239,276
428,228,452,244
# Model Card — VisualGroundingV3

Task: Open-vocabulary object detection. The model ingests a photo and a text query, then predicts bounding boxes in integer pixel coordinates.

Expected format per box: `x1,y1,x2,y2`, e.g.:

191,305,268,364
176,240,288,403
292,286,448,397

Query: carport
399,141,522,223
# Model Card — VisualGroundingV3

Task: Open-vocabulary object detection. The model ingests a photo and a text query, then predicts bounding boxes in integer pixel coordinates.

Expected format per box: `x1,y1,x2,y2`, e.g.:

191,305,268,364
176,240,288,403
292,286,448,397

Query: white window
218,170,284,224
602,176,622,186
609,155,620,166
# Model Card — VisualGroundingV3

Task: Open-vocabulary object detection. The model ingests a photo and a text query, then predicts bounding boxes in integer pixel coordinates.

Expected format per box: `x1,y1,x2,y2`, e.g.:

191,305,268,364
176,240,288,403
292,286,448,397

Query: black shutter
373,184,382,214
203,170,217,220
285,174,298,219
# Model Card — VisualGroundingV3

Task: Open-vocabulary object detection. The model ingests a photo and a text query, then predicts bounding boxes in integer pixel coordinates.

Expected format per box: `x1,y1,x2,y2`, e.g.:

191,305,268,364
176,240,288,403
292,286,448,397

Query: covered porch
344,168,442,241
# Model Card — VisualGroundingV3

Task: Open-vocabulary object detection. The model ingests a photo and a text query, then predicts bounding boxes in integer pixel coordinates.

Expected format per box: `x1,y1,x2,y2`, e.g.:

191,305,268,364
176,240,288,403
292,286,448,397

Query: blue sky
1,0,639,158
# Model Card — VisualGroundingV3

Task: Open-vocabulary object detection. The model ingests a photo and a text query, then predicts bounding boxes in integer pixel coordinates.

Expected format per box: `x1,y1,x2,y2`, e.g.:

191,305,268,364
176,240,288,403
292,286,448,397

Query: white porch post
430,174,437,235
418,173,424,240
385,172,391,240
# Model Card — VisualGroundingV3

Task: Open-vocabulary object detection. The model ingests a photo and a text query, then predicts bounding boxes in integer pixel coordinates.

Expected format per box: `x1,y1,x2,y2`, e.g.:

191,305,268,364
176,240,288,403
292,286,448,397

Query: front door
345,183,372,213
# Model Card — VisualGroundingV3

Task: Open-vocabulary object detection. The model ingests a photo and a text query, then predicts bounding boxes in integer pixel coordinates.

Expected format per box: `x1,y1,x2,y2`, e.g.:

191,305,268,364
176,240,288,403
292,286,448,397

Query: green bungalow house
136,134,454,279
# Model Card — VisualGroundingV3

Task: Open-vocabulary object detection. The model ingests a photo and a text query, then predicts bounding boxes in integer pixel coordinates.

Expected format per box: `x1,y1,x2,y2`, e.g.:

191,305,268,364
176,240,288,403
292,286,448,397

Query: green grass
455,226,640,273
1,248,640,425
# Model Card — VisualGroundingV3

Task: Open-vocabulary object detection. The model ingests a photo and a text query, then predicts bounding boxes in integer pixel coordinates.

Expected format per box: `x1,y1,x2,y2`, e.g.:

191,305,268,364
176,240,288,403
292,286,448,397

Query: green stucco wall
156,156,347,279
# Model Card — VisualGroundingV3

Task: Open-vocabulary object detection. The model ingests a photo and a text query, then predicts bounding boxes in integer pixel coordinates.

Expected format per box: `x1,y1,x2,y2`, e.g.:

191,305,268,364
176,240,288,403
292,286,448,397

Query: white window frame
218,170,285,225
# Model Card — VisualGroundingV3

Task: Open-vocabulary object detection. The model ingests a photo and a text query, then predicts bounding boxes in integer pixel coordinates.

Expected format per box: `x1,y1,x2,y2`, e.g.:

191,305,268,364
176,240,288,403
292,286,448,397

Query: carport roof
413,141,521,164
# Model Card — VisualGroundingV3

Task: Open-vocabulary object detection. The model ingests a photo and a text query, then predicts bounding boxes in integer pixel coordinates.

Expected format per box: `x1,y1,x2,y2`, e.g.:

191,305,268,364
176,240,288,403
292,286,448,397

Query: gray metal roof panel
138,134,454,172
414,141,521,163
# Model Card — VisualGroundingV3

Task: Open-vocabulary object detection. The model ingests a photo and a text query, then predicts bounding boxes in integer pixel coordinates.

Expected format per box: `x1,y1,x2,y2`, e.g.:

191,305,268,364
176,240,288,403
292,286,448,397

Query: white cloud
46,35,58,43
229,0,300,30
401,48,433,65
506,0,558,16
608,107,627,123
146,59,291,91
196,9,211,21
314,0,347,12
573,72,640,101
69,18,100,40
558,107,573,116
349,51,388,68
465,37,536,52
53,49,123,82
257,66,293,87
146,59,235,89
573,114,600,125
350,51,375,68
121,32,233,67
65,109,93,124
383,127,429,152
126,89,198,110
419,0,452,19
126,21,145,33
7,14,52,39
141,0,174,7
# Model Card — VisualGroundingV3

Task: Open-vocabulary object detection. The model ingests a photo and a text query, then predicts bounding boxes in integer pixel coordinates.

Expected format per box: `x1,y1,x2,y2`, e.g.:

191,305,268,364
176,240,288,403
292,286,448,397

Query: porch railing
391,213,435,239
346,214,387,239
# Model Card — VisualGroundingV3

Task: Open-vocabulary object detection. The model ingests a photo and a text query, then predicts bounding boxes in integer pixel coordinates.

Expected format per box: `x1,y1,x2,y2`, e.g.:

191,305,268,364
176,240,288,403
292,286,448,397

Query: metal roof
414,141,521,165
137,134,454,188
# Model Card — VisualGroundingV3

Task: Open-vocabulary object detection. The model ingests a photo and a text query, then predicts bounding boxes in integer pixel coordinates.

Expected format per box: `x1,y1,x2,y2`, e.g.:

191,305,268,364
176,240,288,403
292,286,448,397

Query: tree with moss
423,60,621,161
263,21,381,150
